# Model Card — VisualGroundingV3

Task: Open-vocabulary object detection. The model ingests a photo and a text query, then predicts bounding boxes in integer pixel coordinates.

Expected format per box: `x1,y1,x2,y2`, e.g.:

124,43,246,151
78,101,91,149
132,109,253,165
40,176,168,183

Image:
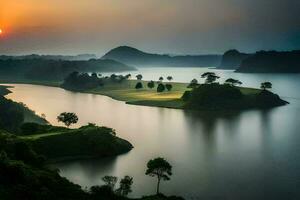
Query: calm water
4,67,300,200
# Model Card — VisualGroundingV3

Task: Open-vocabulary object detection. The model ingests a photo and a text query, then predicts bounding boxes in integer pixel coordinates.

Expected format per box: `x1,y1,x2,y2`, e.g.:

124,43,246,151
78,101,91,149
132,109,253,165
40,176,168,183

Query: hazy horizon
1,0,299,56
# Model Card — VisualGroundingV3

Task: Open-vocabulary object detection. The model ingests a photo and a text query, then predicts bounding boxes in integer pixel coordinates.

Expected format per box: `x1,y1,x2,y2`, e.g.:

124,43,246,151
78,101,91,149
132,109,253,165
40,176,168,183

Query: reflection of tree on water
183,110,242,156
55,156,118,187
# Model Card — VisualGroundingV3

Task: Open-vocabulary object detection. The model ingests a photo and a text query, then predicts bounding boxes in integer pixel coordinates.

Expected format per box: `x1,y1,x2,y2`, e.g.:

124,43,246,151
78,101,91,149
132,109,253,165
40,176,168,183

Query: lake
4,67,300,200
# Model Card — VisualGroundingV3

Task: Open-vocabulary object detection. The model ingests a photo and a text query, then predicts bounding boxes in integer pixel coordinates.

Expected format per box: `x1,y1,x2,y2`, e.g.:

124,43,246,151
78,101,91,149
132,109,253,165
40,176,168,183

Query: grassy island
59,72,288,110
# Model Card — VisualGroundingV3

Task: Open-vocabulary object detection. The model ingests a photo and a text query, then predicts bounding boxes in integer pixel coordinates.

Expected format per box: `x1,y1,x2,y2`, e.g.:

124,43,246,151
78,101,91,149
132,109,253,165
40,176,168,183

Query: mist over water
4,67,300,200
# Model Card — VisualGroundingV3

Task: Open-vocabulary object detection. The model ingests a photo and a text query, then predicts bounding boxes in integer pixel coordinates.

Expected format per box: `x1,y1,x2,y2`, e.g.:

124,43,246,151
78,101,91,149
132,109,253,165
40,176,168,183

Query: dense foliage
184,83,287,110
30,124,133,161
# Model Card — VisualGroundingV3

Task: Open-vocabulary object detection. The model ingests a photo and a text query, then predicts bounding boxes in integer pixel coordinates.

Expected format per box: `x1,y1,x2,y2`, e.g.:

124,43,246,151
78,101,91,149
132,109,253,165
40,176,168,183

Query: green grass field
85,80,260,109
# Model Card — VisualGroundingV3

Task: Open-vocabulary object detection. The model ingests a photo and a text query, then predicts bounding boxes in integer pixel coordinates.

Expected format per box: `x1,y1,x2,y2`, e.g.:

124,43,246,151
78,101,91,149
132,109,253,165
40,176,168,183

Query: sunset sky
0,0,299,55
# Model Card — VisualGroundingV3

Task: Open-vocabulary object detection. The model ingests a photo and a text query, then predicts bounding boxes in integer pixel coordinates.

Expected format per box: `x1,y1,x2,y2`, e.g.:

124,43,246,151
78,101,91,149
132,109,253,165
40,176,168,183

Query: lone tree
201,72,220,84
167,76,173,81
157,83,165,93
125,74,131,79
188,78,199,88
116,176,133,197
136,74,143,80
261,82,272,90
225,78,242,86
102,176,118,189
165,84,173,91
57,112,78,127
145,157,172,194
135,82,143,89
147,81,155,89
159,77,164,82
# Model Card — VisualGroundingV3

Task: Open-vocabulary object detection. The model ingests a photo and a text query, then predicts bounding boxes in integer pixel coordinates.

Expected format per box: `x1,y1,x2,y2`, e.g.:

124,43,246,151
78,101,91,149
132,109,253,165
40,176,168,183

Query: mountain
218,49,251,69
102,46,221,67
0,58,135,81
236,50,300,73
0,54,97,61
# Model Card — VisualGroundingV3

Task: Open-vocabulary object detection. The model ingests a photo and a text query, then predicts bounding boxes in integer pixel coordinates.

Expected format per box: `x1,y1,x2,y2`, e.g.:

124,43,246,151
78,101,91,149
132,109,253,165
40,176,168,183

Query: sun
0,29,2,34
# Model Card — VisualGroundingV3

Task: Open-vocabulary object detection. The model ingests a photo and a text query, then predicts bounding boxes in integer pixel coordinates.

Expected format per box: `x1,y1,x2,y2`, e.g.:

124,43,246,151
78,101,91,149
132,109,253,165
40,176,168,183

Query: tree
136,74,143,80
125,74,131,79
261,82,272,90
157,83,165,92
91,72,98,78
225,78,242,86
57,112,78,127
201,72,220,84
147,81,155,89
135,82,143,89
116,176,133,197
165,84,172,91
102,176,118,189
167,76,173,82
188,78,199,88
159,77,164,82
146,157,172,194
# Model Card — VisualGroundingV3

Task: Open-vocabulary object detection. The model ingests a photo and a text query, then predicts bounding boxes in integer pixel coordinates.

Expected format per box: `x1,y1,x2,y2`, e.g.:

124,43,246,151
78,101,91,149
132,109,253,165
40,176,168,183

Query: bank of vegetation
0,89,183,200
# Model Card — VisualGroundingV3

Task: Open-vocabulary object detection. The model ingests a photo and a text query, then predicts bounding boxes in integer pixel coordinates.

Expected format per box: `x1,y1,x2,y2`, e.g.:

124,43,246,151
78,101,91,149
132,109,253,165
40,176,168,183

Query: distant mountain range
102,46,222,67
0,54,97,61
0,59,134,81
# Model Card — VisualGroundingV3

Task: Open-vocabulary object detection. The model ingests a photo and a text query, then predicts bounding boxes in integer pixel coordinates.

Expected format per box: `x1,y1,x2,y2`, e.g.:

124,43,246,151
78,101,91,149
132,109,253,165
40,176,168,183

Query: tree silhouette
167,76,173,81
136,74,143,80
261,82,272,90
135,82,143,89
145,157,172,194
188,79,199,88
201,72,220,84
159,77,164,82
57,112,78,127
116,176,133,197
165,84,173,91
147,81,155,89
157,83,165,92
225,78,242,86
102,176,118,189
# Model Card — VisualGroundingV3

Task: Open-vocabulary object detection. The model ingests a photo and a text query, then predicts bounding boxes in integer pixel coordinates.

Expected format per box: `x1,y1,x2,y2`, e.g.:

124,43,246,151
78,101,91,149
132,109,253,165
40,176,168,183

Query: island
60,72,288,110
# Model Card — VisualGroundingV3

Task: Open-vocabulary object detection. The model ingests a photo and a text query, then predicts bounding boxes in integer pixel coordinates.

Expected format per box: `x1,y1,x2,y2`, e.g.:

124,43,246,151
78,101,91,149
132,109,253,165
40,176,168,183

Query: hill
236,50,300,73
218,49,251,69
102,46,221,67
0,58,135,81
0,54,97,61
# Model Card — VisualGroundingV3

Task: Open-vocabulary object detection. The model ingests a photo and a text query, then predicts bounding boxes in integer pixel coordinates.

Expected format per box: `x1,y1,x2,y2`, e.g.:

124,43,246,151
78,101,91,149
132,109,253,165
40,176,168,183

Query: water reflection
2,72,300,200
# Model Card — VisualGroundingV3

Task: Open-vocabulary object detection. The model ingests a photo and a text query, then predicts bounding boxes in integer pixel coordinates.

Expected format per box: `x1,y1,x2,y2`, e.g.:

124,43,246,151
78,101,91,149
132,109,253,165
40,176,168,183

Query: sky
0,0,299,56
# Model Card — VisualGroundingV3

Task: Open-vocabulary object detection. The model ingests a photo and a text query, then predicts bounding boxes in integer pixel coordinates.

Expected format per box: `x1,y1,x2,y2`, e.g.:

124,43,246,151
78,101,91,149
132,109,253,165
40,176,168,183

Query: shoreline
0,79,288,110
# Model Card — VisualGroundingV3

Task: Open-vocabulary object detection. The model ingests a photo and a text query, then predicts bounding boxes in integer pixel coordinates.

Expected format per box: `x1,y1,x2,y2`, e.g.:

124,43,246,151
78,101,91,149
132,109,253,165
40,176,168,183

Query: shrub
157,83,165,92
135,82,143,89
165,84,173,91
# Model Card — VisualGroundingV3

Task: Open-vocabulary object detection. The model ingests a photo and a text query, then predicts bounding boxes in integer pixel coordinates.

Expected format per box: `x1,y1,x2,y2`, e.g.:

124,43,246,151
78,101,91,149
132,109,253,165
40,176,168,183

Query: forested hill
236,50,300,73
0,58,135,81
102,46,221,67
0,54,97,61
